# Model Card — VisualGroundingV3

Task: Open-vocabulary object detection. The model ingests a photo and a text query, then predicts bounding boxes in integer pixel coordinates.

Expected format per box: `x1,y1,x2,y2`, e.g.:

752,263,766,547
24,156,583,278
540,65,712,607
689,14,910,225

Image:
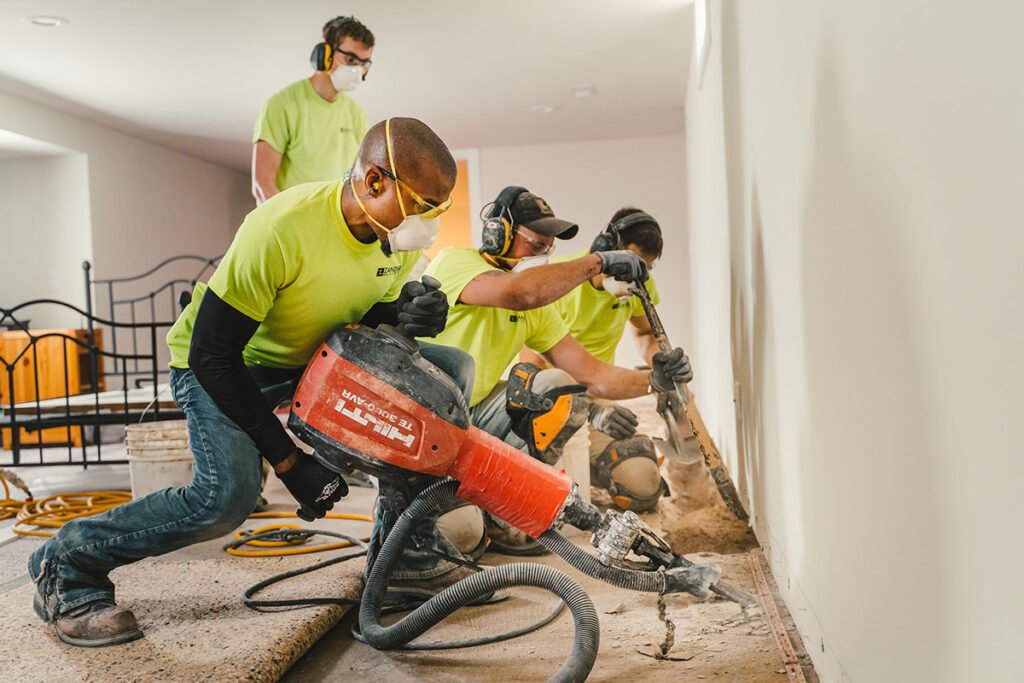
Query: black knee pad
506,363,588,465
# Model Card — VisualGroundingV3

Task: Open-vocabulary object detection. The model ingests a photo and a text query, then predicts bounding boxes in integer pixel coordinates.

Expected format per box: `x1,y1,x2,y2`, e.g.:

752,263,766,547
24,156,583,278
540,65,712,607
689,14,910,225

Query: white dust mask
387,214,440,253
511,255,550,273
603,276,634,299
331,65,363,93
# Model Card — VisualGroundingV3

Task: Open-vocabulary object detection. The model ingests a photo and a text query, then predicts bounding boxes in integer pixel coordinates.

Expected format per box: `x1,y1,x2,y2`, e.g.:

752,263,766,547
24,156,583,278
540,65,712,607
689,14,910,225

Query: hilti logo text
334,390,416,448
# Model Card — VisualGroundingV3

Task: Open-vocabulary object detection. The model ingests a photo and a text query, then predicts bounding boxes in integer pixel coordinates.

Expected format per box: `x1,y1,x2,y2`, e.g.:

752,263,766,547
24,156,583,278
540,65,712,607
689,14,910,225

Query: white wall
478,134,691,369
686,1,1024,681
0,154,92,328
0,88,251,303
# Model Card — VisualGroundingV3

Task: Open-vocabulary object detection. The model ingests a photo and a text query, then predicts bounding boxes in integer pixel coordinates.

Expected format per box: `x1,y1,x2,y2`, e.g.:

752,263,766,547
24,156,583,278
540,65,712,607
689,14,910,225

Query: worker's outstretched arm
542,334,692,400
459,250,647,311
541,334,650,399
252,141,283,204
460,255,601,310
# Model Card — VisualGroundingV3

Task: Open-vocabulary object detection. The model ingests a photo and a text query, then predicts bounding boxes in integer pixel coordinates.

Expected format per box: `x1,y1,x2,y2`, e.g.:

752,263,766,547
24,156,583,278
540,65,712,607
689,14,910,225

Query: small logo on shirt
340,126,351,134
508,314,522,323
376,266,403,277
611,302,628,310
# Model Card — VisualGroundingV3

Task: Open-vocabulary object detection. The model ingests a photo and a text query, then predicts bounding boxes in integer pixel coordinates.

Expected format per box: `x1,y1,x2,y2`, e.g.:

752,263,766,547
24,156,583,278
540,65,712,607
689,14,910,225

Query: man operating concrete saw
28,117,476,647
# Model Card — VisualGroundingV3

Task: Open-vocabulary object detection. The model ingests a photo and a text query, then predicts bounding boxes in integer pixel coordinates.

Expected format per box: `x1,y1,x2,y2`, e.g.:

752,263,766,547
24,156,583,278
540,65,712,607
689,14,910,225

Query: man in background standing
252,15,374,203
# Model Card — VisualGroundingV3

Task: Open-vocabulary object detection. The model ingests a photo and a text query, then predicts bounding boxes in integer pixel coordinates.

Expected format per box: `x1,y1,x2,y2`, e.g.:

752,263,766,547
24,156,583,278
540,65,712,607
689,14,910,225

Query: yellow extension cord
0,475,372,556
227,512,372,557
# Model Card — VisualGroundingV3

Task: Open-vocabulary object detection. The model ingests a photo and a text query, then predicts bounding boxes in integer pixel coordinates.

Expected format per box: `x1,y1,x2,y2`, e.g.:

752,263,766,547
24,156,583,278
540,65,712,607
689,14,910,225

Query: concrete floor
1,395,817,682
282,396,819,682
283,550,807,682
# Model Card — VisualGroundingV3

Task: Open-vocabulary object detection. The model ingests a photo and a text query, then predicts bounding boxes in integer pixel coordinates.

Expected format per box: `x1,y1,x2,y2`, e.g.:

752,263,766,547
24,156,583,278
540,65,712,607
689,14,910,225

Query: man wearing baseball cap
418,186,692,553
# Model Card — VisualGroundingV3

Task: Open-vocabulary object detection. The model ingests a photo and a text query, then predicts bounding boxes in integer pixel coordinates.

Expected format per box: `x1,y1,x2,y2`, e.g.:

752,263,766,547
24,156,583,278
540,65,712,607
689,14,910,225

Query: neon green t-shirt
424,248,570,407
552,250,661,364
253,79,368,191
166,180,418,369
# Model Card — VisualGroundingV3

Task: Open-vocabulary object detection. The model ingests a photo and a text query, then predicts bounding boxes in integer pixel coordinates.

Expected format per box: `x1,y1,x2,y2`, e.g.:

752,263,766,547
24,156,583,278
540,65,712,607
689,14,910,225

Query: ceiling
0,1,692,171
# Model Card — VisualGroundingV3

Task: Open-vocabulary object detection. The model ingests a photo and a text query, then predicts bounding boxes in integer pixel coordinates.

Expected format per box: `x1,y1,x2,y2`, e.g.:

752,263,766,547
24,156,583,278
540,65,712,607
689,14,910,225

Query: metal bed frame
0,254,220,467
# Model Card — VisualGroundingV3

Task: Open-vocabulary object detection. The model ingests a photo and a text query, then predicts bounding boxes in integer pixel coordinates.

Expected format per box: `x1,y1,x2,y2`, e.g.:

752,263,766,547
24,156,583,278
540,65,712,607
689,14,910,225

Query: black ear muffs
590,211,660,253
480,186,529,257
310,42,333,72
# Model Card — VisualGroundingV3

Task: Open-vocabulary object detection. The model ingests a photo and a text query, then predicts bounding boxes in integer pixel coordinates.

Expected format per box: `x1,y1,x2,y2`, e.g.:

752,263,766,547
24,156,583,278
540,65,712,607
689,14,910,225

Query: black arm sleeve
359,299,400,328
188,290,296,466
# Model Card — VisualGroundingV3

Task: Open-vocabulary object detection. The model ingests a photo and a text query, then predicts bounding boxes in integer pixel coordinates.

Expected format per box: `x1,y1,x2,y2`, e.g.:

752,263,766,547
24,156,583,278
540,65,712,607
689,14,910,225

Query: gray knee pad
591,435,669,512
436,503,487,560
530,367,577,394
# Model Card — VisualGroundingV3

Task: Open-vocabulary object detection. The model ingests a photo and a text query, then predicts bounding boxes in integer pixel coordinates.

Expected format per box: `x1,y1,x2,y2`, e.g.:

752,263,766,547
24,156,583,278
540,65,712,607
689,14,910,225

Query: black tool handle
630,283,690,402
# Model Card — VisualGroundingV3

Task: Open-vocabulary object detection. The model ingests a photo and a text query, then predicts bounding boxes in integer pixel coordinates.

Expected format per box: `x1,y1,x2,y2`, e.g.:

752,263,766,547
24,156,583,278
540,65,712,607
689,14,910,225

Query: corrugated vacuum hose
358,478,601,683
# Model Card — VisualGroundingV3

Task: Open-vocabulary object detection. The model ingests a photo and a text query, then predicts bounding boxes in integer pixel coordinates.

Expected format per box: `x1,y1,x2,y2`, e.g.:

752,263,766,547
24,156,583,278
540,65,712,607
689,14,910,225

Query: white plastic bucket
125,421,193,499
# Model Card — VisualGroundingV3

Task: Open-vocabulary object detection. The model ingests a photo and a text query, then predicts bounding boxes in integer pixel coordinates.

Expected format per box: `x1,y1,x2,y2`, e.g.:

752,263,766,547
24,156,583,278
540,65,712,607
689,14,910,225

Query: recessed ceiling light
528,104,557,114
23,16,69,28
572,85,596,99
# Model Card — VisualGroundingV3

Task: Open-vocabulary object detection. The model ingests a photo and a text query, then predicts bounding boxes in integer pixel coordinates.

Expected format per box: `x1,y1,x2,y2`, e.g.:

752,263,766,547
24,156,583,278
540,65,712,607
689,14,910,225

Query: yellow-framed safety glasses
378,117,452,220
376,166,452,219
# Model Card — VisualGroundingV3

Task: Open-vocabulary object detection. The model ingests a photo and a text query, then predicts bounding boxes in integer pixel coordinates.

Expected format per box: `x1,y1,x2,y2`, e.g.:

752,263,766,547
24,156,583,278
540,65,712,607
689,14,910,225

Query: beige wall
0,154,92,328
686,1,1024,681
478,134,691,369
0,88,251,296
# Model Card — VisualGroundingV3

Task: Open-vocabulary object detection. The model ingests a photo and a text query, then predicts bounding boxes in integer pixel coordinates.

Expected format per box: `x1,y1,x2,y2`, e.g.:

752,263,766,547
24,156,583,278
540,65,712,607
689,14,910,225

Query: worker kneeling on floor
421,186,692,553
28,117,467,648
523,207,671,512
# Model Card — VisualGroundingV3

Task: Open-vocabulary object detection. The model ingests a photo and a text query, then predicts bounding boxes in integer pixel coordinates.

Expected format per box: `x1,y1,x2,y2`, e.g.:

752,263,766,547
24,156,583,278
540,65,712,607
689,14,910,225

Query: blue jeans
29,367,290,617
30,341,474,616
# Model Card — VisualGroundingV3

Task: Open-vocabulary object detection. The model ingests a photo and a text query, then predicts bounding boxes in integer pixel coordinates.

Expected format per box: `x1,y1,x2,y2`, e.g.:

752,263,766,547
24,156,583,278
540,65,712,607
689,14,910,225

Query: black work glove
595,250,648,284
589,401,639,440
396,275,449,338
650,347,693,393
277,450,349,521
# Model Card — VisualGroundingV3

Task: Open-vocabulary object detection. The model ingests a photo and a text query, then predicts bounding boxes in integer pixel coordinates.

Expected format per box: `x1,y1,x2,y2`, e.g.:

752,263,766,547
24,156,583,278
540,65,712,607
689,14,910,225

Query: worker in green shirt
252,15,374,203
423,187,693,553
522,208,669,512
29,118,472,646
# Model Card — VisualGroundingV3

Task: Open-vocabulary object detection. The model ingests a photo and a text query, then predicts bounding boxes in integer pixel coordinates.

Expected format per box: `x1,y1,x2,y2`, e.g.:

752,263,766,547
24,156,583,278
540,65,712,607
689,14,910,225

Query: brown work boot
34,593,143,647
385,564,500,608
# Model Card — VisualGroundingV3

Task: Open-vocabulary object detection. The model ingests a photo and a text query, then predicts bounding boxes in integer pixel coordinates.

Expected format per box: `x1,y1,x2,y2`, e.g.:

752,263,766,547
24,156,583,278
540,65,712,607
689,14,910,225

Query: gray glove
650,347,693,393
589,401,639,440
595,250,648,284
